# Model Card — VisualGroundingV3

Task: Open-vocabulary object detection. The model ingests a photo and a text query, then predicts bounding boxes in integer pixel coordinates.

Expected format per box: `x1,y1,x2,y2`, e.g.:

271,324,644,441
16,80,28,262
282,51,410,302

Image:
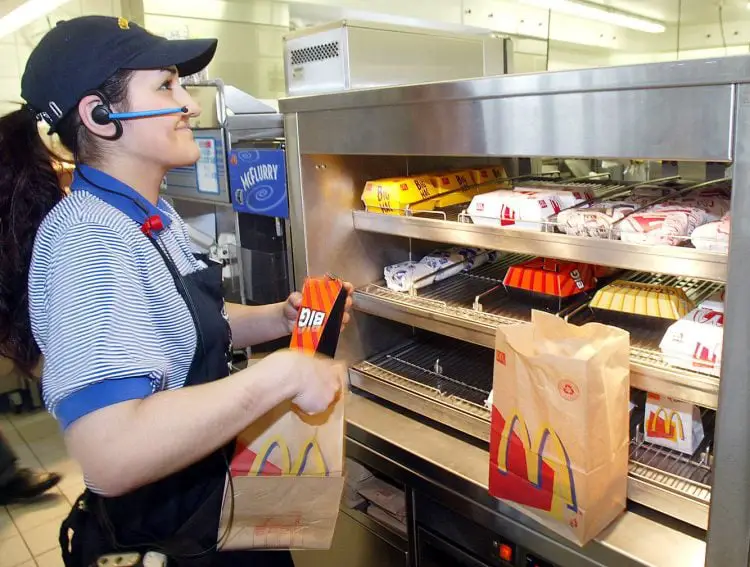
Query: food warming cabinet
279,56,750,567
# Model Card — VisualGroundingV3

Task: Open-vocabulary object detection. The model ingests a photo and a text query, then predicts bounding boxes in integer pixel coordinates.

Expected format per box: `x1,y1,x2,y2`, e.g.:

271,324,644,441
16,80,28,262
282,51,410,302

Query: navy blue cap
21,16,217,131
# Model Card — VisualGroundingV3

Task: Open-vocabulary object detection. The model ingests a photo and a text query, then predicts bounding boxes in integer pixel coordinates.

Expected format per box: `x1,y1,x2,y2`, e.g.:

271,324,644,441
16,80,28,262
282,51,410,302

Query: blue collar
71,165,172,231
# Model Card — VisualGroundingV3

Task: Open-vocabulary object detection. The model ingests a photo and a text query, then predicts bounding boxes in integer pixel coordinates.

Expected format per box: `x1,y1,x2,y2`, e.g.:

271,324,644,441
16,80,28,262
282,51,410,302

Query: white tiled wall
145,14,288,99
0,0,287,116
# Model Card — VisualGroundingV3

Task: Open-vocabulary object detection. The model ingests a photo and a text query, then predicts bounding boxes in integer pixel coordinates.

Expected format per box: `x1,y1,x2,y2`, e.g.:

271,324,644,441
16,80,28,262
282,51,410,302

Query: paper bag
219,276,347,550
488,310,630,546
644,393,704,455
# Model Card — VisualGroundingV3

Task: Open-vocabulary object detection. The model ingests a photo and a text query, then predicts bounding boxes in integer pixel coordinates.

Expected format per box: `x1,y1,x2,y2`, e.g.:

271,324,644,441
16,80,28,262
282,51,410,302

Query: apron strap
59,493,91,567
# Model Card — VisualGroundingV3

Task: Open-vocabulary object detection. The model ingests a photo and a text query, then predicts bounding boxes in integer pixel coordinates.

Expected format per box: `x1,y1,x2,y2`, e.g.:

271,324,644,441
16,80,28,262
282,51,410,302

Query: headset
88,90,188,141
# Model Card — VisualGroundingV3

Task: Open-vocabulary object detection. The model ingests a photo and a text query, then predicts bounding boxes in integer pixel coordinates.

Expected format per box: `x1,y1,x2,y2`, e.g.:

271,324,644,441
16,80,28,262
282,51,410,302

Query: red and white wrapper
557,202,636,238
513,184,595,208
675,188,730,221
691,214,731,253
659,308,725,377
468,189,590,230
619,206,710,246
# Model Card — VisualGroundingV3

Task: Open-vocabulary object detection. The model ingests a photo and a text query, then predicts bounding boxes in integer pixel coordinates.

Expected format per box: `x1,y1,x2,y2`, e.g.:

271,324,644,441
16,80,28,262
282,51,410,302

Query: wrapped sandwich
691,213,730,253
467,189,591,230
557,202,637,239
660,307,724,377
384,247,498,292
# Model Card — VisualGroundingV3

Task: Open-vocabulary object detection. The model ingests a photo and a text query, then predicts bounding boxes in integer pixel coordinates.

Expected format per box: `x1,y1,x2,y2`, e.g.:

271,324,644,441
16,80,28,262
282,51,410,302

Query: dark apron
59,249,294,567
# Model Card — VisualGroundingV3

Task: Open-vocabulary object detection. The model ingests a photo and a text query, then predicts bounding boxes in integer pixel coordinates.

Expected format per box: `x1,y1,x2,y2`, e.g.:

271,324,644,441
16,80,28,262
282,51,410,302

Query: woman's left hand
283,281,355,334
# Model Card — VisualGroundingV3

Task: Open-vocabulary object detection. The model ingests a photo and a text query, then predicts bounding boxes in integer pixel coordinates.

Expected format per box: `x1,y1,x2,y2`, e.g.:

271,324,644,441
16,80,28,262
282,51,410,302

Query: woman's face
117,67,201,170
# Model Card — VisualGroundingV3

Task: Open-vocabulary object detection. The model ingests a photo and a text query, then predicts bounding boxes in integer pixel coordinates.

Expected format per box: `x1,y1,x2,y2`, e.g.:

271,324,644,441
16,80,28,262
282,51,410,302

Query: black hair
57,70,134,164
0,69,133,377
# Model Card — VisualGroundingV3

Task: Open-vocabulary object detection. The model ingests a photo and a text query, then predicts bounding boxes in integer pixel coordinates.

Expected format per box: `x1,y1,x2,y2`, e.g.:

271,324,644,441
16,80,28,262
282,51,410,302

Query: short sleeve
36,223,168,428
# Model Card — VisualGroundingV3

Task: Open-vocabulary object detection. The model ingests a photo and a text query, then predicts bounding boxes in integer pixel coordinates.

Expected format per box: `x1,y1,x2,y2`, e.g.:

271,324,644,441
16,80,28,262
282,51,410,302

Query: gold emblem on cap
118,17,130,30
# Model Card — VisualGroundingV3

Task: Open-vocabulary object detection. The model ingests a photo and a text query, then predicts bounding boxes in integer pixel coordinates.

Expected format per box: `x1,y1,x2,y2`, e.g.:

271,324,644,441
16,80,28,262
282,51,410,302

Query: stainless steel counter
345,392,706,567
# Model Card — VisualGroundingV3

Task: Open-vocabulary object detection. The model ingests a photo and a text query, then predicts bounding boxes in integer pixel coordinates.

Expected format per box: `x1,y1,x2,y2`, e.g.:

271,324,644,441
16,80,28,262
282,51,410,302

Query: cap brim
124,37,218,77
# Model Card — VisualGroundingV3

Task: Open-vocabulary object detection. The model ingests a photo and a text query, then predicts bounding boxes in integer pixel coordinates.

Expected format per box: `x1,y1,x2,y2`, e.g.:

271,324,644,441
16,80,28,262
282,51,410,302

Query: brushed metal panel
705,83,750,567
296,86,733,161
281,54,750,114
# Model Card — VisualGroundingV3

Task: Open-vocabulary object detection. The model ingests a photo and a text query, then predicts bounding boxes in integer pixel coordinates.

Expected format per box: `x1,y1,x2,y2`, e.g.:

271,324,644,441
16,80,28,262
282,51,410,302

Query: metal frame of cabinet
279,55,750,567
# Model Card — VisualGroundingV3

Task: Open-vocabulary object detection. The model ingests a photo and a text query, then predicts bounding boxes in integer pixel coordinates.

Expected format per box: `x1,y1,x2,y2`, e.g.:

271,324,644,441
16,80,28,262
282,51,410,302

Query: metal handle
181,79,227,127
473,283,504,313
551,175,682,219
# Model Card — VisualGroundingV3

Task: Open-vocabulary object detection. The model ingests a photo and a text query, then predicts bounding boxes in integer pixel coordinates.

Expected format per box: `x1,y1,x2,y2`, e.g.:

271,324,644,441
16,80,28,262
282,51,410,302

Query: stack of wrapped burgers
555,185,731,250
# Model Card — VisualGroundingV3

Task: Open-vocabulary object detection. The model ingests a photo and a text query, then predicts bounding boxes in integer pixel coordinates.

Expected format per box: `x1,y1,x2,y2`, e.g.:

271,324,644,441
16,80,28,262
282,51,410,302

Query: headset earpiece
86,90,123,141
91,104,111,125
88,91,122,140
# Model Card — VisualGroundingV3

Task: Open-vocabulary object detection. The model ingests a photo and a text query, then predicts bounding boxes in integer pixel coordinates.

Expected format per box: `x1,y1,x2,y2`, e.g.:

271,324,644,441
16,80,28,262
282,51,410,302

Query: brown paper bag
218,276,347,550
488,310,630,545
218,397,345,550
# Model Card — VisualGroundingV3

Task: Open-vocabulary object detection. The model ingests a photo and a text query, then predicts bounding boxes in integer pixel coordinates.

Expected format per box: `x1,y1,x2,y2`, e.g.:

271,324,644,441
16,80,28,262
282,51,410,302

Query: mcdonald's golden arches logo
491,409,578,522
647,408,685,442
231,436,329,477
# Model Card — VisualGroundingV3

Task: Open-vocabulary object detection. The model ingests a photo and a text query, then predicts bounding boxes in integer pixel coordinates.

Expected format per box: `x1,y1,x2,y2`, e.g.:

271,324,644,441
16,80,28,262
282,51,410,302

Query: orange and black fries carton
290,276,347,358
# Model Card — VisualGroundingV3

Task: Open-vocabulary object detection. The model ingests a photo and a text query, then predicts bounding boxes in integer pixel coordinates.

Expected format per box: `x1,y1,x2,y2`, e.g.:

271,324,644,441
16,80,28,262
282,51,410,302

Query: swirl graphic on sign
235,150,287,214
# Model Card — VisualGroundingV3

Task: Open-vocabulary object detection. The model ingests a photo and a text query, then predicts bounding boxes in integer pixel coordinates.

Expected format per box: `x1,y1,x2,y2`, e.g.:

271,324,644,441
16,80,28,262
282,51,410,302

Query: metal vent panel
290,41,341,65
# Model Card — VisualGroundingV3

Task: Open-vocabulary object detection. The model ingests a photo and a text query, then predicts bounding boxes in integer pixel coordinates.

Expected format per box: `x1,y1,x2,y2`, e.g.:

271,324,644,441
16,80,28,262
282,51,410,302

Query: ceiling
589,0,749,25
2,0,749,31
0,0,23,15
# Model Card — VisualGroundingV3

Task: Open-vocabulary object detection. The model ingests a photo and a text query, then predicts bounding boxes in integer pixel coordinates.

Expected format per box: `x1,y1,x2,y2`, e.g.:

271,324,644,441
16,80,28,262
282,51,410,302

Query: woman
0,15,351,567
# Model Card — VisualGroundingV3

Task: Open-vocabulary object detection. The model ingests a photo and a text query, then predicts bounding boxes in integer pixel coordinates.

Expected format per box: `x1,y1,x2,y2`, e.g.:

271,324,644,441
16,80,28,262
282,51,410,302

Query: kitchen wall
142,0,289,99
3,0,750,116
0,0,122,116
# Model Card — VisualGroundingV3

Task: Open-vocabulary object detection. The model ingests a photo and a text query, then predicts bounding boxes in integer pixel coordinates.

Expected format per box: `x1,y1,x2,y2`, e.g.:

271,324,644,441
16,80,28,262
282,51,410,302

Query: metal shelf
350,337,713,530
356,265,723,409
627,411,714,530
352,210,728,283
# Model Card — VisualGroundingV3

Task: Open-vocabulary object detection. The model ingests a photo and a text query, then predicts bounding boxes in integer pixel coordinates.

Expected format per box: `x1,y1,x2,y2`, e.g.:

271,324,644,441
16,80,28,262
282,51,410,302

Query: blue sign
228,148,288,219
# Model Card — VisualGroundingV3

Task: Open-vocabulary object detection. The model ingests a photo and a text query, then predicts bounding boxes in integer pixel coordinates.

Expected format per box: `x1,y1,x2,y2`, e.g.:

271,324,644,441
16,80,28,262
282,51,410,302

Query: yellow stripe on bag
249,436,329,476
496,410,578,520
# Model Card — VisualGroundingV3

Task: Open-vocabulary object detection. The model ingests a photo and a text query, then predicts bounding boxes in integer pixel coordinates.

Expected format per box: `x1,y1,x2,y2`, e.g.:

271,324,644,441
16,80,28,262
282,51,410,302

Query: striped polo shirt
29,165,203,429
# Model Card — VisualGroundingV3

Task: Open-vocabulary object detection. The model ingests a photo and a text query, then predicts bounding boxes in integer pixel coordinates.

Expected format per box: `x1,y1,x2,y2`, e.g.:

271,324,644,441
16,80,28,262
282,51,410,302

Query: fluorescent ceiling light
0,0,73,40
521,0,666,33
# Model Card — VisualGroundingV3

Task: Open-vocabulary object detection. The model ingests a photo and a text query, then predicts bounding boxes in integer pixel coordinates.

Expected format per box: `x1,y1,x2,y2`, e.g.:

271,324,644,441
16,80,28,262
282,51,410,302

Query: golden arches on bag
248,435,329,476
497,410,578,520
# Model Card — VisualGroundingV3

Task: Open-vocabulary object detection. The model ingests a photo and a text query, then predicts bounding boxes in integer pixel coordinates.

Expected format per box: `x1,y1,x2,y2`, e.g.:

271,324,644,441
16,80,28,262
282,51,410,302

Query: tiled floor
1,411,84,567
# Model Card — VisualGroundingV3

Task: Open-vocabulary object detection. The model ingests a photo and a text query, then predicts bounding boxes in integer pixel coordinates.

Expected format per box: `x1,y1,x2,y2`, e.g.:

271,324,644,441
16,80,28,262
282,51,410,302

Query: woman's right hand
273,350,346,414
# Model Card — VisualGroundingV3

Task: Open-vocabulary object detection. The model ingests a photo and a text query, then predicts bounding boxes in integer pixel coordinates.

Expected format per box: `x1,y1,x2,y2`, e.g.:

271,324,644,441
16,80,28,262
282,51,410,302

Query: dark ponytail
0,69,134,377
0,107,65,376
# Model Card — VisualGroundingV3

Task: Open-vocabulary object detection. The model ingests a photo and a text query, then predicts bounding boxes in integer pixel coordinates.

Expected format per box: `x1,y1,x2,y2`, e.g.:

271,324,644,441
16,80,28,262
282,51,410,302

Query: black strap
143,236,207,362
59,494,86,567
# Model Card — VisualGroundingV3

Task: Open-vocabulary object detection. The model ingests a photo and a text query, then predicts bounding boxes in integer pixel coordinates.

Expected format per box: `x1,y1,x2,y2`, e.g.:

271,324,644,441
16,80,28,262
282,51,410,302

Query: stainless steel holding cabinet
280,56,750,567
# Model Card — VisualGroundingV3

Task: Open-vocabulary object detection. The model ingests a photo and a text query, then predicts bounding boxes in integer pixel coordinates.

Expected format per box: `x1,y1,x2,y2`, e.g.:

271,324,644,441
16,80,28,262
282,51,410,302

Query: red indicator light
499,543,513,563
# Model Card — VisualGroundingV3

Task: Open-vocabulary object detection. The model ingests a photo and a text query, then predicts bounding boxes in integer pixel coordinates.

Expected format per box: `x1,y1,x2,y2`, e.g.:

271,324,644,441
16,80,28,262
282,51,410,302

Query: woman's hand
286,352,347,415
283,281,354,334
